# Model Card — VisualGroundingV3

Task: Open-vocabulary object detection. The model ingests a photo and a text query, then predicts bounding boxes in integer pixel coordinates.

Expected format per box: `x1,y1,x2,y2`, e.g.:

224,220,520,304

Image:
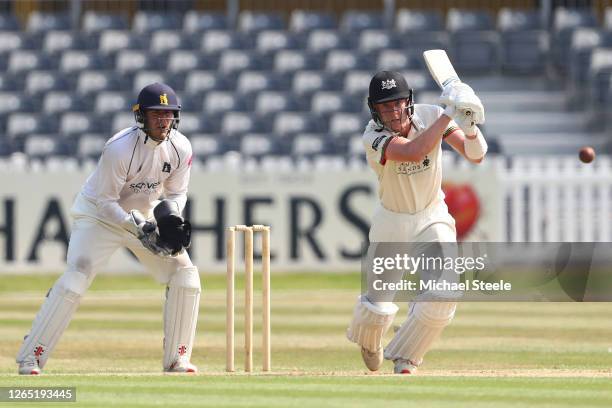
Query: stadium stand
0,3,610,166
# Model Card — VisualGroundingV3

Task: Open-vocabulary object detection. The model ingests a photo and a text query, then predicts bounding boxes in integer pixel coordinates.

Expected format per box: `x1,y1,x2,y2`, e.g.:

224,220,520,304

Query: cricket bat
423,49,460,89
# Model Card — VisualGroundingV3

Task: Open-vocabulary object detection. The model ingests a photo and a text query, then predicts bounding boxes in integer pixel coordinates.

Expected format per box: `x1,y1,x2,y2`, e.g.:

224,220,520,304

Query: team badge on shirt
162,162,171,173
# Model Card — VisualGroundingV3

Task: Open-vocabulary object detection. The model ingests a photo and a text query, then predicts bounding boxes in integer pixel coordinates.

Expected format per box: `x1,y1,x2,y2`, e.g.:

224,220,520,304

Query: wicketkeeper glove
123,210,175,257
153,200,191,256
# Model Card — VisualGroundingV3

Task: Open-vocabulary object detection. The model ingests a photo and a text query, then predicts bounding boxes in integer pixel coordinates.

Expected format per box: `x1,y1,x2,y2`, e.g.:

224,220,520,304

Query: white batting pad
16,272,88,368
163,266,201,370
384,301,456,365
346,295,398,352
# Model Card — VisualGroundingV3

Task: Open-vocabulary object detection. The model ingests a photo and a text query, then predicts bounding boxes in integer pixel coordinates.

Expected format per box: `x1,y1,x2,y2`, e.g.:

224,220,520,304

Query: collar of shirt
140,128,170,150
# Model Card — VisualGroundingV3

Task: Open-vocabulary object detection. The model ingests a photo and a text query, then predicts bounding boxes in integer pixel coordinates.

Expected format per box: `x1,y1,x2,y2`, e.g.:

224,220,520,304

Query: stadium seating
27,12,71,32
396,9,444,32
183,11,227,33
82,11,129,33
0,5,609,161
289,10,336,32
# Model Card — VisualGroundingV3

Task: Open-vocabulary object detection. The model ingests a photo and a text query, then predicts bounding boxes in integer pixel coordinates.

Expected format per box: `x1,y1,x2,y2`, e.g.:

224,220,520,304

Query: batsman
16,83,200,375
347,70,487,374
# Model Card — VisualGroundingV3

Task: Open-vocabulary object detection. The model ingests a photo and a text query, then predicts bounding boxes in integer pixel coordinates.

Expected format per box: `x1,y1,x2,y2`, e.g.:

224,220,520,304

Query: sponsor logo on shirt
371,135,387,151
129,181,161,194
396,155,432,176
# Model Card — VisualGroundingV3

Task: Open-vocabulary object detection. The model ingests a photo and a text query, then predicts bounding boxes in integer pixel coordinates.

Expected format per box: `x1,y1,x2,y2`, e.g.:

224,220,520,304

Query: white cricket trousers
369,199,458,365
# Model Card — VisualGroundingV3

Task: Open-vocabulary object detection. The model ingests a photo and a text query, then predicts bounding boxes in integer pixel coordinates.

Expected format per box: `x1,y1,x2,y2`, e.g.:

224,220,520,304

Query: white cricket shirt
81,126,193,226
362,104,454,214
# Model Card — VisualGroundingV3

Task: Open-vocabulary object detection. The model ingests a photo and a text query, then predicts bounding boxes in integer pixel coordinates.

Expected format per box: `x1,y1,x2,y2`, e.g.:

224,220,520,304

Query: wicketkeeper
16,83,200,375
347,71,487,374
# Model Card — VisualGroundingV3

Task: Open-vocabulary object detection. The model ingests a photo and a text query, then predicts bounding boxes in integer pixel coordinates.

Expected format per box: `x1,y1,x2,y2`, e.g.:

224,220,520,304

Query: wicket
226,224,271,372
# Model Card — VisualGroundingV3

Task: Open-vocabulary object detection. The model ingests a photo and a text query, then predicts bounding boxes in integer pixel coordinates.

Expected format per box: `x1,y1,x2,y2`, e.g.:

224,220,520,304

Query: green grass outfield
0,272,611,407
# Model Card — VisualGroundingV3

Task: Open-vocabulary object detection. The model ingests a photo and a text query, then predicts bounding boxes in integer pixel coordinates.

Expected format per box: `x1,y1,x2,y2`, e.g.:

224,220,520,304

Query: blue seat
553,8,598,71
8,50,53,73
77,134,107,159
497,8,542,31
43,30,96,55
340,10,384,32
177,113,204,134
183,11,227,33
200,30,248,54
377,49,422,71
447,9,494,31
60,112,103,136
292,134,327,156
238,11,285,33
306,29,353,52
25,71,71,95
273,112,320,135
588,48,612,104
358,30,399,52
451,31,500,73
27,12,72,32
240,133,274,156
184,71,231,93
328,112,365,137
221,112,262,136
343,70,373,95
203,91,245,115
256,30,302,53
237,70,288,94
60,50,107,73
132,71,168,93
603,7,612,31
94,91,131,114
167,50,211,73
397,30,449,54
325,50,371,73
150,30,193,55
218,50,262,74
115,50,155,74
0,72,23,91
177,93,203,112
112,112,136,133
132,11,183,33
254,91,300,114
311,91,361,115
24,135,64,158
0,92,33,116
568,29,610,87
6,113,57,139
293,70,341,96
395,9,443,32
190,134,223,157
402,70,437,92
77,70,124,95
289,10,335,32
0,31,35,55
99,30,148,55
501,30,549,74
43,92,89,113
82,11,128,33
0,13,20,30
274,49,324,73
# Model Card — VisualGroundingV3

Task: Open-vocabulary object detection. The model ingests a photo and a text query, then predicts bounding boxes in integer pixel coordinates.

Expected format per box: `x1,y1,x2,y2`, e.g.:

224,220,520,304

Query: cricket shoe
361,346,384,371
18,359,41,375
393,358,418,375
165,360,198,373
